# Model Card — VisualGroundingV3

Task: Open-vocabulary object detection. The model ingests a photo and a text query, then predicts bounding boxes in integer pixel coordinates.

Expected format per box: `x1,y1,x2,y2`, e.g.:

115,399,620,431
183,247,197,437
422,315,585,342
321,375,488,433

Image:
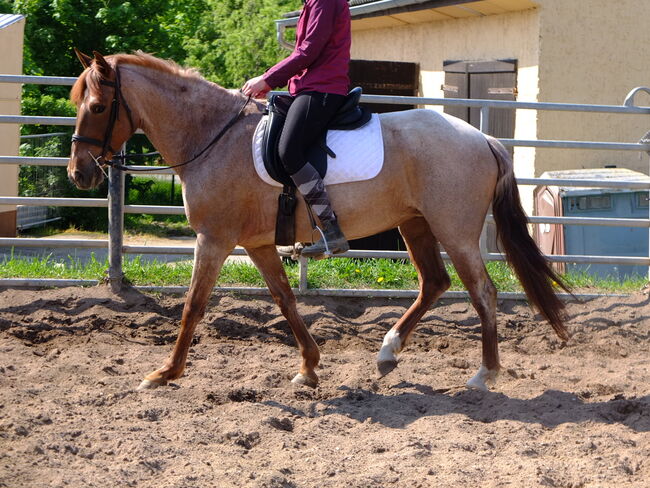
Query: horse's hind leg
444,244,500,391
138,233,234,390
245,244,320,387
377,217,451,377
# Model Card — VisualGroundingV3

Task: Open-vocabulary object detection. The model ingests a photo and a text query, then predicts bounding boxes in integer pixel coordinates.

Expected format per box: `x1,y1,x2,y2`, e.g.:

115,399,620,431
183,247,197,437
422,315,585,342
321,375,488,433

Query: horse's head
68,49,136,189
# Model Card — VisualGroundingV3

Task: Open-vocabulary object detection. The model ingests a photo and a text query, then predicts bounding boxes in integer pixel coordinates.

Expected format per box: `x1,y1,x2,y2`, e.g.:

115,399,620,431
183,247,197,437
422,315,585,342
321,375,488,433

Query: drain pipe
275,0,438,50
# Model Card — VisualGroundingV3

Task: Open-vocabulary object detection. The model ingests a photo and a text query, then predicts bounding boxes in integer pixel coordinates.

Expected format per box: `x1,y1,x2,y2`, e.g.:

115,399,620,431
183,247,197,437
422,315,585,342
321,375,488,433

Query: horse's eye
91,104,106,114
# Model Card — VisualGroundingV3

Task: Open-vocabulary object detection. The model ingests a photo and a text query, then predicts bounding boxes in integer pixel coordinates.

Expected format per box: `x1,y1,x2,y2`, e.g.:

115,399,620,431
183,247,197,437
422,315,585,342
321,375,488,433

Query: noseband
71,66,135,163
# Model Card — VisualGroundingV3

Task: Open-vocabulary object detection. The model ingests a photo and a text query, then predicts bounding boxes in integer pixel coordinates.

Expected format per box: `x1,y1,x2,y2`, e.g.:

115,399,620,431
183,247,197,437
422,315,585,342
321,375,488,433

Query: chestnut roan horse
68,51,570,392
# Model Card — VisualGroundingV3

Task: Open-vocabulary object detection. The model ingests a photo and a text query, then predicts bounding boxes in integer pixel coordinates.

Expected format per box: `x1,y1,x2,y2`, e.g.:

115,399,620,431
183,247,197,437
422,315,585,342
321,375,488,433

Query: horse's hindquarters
301,109,497,245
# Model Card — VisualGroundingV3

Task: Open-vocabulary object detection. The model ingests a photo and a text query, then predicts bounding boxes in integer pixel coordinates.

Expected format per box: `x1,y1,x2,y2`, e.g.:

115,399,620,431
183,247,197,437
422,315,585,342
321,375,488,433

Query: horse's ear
74,48,93,69
92,50,111,76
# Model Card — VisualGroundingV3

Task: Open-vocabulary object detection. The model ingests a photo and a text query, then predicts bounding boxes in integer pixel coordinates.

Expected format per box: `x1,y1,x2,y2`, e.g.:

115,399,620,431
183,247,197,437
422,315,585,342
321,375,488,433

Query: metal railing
1,73,649,298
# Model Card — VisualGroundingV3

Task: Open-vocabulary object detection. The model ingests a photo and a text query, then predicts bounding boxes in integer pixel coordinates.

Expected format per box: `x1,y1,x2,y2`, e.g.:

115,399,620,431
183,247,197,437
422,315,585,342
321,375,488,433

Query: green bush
124,176,193,237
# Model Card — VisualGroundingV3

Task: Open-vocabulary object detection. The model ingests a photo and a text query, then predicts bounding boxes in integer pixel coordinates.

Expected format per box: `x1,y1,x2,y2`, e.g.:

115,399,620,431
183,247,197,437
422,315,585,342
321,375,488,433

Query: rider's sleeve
262,0,336,89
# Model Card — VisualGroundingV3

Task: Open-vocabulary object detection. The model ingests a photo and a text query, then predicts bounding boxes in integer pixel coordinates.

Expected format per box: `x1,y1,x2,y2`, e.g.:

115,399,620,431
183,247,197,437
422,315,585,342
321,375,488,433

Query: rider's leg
290,162,349,257
278,91,349,258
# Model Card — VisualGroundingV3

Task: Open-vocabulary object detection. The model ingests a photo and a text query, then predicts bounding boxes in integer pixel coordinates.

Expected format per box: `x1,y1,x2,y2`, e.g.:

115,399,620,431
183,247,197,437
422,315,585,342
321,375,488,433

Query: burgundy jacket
263,0,351,96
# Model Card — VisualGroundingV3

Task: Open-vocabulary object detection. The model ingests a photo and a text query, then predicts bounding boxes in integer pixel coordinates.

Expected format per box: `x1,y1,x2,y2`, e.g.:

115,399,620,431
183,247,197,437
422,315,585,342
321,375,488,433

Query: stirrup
314,225,332,257
301,222,349,259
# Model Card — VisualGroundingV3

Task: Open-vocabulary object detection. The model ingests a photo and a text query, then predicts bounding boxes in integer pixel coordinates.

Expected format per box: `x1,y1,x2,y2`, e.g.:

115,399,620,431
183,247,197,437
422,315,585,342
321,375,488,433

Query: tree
184,0,301,88
14,0,301,94
14,0,208,78
14,0,210,128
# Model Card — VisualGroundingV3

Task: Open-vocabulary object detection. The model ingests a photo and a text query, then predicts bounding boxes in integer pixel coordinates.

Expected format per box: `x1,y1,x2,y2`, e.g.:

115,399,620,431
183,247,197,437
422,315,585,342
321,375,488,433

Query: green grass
0,251,109,280
0,253,646,293
560,268,648,293
124,214,195,238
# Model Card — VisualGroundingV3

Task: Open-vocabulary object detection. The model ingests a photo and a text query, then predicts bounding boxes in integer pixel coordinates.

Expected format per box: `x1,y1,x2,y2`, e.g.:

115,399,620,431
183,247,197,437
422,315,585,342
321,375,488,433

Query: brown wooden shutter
349,59,419,113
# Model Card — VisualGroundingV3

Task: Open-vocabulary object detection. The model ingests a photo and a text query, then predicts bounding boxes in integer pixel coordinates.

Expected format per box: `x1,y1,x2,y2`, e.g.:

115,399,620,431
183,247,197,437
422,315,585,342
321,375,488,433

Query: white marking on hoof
291,373,318,389
136,379,159,391
377,329,401,366
466,365,499,391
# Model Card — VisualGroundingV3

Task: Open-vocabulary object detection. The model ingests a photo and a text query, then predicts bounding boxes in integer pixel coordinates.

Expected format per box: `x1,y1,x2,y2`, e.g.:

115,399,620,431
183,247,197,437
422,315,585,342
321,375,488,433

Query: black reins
72,66,251,173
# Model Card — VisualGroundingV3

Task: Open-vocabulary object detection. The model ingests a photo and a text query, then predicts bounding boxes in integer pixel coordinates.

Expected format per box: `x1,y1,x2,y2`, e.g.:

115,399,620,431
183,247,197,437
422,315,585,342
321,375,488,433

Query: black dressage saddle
261,87,371,246
261,86,372,187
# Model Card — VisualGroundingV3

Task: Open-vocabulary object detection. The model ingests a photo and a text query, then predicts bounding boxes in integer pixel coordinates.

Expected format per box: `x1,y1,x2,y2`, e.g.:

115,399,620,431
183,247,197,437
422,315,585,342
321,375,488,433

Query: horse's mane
71,51,202,104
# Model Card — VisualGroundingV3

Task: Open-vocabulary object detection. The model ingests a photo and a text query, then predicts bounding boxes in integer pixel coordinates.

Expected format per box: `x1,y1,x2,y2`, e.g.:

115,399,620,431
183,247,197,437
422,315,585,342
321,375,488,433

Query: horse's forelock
70,69,87,105
70,67,104,105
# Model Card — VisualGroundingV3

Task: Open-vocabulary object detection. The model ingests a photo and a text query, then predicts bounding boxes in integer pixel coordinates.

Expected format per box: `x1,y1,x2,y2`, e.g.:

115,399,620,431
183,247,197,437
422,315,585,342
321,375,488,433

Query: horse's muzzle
68,162,104,190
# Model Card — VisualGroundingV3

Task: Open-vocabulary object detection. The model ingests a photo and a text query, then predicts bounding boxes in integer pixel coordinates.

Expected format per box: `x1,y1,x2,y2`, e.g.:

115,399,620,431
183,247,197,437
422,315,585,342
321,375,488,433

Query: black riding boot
302,218,349,259
290,163,349,259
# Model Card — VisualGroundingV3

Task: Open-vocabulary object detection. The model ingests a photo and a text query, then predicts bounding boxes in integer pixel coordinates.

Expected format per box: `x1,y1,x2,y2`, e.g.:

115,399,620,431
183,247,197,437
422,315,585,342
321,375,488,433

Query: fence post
298,256,308,295
107,165,125,291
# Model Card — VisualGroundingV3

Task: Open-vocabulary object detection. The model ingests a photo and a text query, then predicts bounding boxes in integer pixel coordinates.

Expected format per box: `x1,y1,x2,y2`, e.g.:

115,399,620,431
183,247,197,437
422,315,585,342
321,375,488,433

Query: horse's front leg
246,244,320,387
138,233,234,390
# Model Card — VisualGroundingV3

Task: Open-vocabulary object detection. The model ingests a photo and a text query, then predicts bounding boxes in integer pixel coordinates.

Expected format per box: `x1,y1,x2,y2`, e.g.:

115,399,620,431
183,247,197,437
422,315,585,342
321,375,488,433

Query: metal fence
1,74,649,299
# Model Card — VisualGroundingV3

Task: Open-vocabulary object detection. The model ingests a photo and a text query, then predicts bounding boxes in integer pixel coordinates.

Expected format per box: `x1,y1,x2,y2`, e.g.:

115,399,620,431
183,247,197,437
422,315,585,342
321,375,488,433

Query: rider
242,0,351,258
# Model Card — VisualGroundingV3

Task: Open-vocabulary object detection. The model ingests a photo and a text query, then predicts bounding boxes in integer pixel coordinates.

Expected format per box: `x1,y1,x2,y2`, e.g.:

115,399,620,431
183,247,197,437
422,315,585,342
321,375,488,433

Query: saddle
262,87,371,186
261,87,372,245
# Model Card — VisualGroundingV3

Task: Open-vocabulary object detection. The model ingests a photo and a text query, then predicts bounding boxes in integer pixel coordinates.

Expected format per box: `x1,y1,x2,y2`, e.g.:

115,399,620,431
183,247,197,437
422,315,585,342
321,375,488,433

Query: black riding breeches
278,91,346,176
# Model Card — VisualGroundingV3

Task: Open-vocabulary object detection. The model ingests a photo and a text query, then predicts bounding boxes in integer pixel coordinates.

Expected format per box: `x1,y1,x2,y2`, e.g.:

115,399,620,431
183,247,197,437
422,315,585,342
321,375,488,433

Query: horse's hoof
466,365,498,391
377,359,398,378
137,379,166,391
466,375,489,391
377,329,401,378
291,373,318,389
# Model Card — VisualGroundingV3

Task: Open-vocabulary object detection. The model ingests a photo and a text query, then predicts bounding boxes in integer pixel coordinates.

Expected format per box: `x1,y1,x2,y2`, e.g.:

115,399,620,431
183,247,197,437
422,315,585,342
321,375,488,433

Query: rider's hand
242,76,271,99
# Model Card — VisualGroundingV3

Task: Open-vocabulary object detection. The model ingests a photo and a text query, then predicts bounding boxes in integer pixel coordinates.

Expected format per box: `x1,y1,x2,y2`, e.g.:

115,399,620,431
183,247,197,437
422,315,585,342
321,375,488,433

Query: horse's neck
120,65,243,170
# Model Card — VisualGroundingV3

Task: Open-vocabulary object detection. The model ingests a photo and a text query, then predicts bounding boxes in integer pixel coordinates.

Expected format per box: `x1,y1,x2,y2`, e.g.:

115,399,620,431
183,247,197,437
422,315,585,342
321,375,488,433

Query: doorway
442,59,517,140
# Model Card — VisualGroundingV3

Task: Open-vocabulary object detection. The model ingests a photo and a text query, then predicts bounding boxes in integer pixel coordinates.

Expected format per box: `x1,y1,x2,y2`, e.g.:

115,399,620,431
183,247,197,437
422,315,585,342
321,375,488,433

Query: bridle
71,66,135,166
72,65,251,173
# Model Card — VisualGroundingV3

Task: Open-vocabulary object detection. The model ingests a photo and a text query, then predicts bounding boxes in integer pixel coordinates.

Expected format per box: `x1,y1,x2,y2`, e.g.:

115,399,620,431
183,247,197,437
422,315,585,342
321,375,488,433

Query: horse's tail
485,135,571,341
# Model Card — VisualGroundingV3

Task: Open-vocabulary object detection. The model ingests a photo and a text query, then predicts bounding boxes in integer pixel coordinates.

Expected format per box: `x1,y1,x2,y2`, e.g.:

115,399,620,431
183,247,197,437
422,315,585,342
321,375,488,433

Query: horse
67,50,571,392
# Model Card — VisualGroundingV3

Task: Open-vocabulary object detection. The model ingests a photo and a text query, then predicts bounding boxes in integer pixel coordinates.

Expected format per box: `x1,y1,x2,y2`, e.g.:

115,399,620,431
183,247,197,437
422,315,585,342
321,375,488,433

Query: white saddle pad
252,113,384,187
